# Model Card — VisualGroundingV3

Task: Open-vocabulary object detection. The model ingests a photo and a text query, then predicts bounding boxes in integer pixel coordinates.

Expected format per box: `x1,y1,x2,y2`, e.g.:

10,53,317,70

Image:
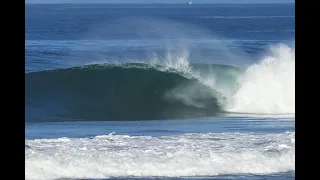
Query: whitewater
26,132,295,180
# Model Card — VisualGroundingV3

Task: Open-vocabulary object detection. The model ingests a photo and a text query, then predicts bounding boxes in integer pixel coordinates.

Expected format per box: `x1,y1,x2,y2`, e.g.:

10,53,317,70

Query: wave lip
25,132,295,180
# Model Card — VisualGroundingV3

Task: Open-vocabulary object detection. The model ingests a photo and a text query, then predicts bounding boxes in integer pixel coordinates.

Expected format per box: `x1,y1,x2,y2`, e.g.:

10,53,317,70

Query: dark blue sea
25,3,295,180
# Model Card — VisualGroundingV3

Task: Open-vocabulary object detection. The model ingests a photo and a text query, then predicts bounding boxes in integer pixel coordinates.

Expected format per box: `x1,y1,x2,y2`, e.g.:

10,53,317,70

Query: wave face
25,132,295,180
26,62,241,121
26,43,294,121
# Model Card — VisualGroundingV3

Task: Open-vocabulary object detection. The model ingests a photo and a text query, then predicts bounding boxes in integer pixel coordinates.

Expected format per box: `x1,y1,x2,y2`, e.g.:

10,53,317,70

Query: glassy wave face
26,44,294,121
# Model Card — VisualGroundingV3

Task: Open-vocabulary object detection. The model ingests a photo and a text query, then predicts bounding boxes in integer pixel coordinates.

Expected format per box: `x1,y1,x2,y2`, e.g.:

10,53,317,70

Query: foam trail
25,132,295,180
226,44,295,114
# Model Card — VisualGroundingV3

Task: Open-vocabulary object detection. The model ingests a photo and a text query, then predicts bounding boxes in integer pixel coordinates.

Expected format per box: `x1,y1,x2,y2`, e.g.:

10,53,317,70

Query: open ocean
25,3,295,180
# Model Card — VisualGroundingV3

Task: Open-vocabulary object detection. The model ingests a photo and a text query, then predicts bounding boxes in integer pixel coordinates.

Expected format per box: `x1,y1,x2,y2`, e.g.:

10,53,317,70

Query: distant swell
26,63,232,121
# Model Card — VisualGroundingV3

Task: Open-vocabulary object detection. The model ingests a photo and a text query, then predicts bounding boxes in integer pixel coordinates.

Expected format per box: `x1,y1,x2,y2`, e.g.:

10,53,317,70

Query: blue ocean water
25,3,295,180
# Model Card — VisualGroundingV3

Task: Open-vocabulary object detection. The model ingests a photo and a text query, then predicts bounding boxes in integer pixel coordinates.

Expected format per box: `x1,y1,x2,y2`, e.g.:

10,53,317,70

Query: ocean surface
25,3,295,180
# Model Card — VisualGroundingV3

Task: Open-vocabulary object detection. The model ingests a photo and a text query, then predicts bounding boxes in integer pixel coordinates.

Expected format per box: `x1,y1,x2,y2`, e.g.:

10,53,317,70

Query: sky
26,0,294,4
